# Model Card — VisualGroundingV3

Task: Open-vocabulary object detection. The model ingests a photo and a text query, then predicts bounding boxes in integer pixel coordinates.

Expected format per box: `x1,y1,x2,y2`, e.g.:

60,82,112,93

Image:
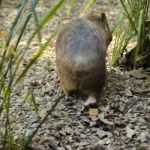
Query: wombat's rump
56,13,112,103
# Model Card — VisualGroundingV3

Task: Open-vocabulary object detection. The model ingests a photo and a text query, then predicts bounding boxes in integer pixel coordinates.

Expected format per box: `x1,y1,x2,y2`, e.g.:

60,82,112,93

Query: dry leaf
127,70,149,79
137,132,149,142
98,113,115,126
89,108,99,116
126,126,136,138
124,89,133,97
96,130,113,138
139,143,150,149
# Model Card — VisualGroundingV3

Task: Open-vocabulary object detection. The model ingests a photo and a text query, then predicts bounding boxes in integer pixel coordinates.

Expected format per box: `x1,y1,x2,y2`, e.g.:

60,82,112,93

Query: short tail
84,95,97,106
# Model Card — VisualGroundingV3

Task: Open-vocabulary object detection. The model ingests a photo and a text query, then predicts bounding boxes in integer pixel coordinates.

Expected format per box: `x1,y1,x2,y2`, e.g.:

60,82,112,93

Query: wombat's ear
101,13,107,22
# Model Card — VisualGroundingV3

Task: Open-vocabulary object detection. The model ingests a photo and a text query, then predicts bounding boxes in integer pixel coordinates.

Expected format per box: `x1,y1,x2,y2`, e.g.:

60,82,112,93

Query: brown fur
55,13,112,102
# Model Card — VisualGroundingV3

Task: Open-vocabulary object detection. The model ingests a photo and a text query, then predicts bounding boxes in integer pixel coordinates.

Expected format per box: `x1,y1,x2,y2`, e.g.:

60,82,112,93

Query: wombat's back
56,14,111,101
56,19,106,70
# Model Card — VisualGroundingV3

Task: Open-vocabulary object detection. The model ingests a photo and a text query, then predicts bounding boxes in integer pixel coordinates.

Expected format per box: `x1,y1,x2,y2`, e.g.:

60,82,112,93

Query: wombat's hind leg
59,78,78,96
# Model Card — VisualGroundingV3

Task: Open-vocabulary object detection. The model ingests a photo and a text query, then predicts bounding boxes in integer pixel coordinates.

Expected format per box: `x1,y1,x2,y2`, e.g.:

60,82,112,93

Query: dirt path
0,0,150,150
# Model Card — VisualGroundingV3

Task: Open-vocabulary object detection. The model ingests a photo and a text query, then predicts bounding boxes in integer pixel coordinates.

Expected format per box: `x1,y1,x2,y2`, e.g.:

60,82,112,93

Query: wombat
55,13,112,104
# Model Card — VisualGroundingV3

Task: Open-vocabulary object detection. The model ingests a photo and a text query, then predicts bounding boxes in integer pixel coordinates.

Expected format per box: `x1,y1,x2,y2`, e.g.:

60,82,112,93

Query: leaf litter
0,0,150,150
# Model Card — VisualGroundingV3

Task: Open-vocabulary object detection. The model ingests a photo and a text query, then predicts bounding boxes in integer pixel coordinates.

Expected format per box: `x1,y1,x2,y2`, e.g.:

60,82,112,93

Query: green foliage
0,0,65,149
0,0,3,7
0,0,97,149
66,0,75,14
112,0,149,67
66,0,94,14
82,0,95,13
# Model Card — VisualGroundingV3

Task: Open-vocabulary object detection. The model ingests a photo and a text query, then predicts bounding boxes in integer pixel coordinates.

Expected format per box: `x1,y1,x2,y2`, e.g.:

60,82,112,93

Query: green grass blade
111,6,124,34
145,0,149,19
82,0,94,13
134,9,144,62
0,0,3,7
15,25,59,85
0,10,33,91
66,0,74,14
0,44,16,56
0,0,29,76
120,0,137,33
14,12,32,50
30,0,42,44
21,94,65,150
30,86,39,113
6,0,29,46
27,0,65,45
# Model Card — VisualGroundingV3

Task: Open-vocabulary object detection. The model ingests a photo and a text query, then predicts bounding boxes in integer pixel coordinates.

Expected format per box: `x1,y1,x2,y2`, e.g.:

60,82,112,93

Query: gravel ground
0,0,150,150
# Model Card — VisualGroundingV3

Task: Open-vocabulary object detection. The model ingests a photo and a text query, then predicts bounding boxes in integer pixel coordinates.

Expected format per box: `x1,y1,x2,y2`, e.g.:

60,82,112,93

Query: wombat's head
85,13,112,46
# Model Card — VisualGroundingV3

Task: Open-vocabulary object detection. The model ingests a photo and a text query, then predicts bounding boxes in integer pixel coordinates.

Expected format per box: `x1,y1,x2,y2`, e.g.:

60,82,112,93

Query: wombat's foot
83,95,97,106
